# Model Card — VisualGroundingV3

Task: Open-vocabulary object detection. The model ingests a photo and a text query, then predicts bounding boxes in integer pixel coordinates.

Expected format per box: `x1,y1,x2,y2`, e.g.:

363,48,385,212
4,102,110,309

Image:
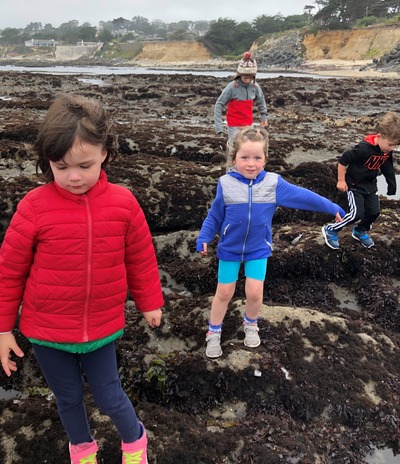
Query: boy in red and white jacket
214,52,268,157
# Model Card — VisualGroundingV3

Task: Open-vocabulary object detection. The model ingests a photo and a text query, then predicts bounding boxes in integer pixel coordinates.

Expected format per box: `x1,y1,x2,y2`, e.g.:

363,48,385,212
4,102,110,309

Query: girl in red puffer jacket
0,94,163,464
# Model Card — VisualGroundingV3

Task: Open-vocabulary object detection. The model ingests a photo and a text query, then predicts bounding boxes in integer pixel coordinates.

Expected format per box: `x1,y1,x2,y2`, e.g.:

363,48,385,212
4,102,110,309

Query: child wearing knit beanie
236,51,258,76
214,51,268,168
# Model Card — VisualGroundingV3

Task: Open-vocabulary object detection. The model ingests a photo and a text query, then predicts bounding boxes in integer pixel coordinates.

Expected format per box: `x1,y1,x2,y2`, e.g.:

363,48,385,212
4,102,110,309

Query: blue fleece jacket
196,170,345,262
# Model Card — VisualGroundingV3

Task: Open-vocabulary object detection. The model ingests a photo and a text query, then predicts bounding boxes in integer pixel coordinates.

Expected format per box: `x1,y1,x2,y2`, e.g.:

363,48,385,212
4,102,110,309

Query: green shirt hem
28,330,124,354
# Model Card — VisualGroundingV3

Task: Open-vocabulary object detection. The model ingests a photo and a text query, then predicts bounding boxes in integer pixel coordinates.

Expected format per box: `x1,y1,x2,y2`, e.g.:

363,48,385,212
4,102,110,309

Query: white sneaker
205,332,222,358
243,324,260,348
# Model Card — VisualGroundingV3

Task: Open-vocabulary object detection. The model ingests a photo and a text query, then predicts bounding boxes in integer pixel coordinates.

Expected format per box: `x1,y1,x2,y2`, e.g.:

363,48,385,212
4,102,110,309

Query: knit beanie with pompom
236,52,257,76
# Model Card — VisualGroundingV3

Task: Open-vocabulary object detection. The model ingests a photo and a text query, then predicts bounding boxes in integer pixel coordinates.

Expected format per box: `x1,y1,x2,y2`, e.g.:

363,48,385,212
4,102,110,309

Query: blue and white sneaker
322,225,340,250
352,227,374,248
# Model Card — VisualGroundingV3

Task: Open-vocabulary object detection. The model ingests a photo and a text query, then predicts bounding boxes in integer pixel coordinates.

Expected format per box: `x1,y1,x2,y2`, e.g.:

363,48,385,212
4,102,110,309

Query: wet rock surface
369,41,400,74
254,31,305,70
1,71,400,463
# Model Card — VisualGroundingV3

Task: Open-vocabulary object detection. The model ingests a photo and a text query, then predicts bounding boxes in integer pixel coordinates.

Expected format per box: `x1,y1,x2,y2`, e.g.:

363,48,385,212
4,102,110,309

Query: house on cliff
24,39,58,47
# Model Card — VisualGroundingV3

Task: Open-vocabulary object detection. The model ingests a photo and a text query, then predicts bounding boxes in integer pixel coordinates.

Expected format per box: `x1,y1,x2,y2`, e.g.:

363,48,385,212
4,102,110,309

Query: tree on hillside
130,16,152,34
151,19,167,37
30,23,56,41
282,14,309,29
233,22,259,53
77,23,97,42
24,22,42,34
192,20,210,35
253,15,284,34
57,20,80,43
168,21,191,33
201,18,237,55
112,17,131,33
313,0,348,27
314,0,400,27
0,28,22,45
203,13,308,57
98,25,113,43
253,13,308,36
372,0,400,15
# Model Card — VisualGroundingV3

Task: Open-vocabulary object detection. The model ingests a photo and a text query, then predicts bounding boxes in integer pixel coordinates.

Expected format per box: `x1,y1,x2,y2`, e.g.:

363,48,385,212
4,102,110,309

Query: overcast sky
2,0,313,29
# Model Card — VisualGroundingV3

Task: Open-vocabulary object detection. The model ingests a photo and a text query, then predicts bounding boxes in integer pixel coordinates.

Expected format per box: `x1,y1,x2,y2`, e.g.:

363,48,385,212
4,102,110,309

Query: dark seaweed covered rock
1,70,400,463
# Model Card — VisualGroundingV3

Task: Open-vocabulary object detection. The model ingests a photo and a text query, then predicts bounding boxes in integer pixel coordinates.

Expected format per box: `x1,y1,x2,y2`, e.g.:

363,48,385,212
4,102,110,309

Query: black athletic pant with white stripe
327,189,380,233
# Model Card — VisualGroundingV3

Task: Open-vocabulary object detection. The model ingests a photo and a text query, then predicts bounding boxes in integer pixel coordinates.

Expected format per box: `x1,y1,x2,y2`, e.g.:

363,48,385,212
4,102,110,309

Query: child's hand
0,333,24,377
199,243,208,256
143,309,162,328
337,180,348,192
335,212,343,223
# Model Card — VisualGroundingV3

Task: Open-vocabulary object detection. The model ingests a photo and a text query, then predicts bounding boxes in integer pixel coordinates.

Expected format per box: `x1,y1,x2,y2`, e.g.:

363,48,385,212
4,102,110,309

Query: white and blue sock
208,322,222,334
243,313,258,325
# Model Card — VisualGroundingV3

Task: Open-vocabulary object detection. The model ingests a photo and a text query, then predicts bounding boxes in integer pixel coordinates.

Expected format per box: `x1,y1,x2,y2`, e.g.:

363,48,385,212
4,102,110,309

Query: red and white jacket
0,170,164,343
214,78,268,134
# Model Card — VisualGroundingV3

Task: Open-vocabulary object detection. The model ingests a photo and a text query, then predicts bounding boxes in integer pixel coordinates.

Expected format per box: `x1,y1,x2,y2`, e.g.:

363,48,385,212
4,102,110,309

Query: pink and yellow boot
69,440,98,464
121,423,148,464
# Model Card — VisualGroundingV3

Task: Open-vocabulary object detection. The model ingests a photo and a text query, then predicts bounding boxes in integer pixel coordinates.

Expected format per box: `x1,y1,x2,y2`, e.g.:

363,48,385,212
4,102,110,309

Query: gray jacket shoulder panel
220,172,279,204
220,175,248,204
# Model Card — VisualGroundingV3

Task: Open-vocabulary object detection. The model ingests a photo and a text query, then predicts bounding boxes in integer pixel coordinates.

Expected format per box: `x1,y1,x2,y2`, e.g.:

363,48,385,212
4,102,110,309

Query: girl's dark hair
35,94,117,182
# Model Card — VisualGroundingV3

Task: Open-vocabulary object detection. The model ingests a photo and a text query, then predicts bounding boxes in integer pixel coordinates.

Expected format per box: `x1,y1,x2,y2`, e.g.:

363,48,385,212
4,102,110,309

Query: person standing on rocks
0,95,163,464
214,52,268,165
196,127,344,358
322,111,400,250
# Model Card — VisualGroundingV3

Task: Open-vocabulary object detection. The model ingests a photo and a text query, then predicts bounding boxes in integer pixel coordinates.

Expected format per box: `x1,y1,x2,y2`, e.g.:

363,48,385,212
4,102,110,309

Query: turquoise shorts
218,259,268,284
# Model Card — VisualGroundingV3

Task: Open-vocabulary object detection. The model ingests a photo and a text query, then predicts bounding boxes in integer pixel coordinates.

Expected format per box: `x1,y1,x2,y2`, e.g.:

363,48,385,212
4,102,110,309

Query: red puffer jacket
0,171,164,343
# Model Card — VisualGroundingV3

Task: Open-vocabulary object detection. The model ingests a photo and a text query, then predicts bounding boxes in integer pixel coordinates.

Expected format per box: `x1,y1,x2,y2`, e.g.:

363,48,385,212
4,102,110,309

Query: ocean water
0,64,332,79
365,447,400,464
377,174,400,200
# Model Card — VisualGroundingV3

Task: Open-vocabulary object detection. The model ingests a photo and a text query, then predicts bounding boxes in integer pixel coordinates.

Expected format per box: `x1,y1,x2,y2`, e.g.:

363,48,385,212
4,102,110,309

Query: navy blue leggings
33,342,141,445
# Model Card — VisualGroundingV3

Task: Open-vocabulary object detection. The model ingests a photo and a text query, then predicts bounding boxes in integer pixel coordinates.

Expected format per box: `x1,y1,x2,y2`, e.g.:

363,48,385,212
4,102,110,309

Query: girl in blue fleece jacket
196,127,345,358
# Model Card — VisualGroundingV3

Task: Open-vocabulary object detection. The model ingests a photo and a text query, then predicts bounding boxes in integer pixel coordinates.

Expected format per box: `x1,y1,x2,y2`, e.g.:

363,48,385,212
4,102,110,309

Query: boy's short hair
377,112,400,141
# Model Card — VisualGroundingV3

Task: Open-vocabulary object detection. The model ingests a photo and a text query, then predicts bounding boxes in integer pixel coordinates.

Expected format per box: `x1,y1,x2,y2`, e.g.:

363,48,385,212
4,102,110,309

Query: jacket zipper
241,179,253,261
83,195,93,342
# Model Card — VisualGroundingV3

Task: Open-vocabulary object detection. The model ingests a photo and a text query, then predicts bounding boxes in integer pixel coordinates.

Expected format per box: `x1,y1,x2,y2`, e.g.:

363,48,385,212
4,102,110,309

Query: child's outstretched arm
275,175,346,217
142,309,162,328
0,333,24,377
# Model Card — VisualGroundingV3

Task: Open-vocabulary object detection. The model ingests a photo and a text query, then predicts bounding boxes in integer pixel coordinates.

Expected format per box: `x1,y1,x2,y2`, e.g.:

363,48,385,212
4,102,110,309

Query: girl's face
49,139,107,195
234,140,266,179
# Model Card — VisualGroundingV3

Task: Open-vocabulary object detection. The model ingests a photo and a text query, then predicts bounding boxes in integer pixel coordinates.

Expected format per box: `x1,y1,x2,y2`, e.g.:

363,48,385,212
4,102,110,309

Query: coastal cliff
253,24,400,72
2,24,400,69
136,41,211,63
302,24,400,60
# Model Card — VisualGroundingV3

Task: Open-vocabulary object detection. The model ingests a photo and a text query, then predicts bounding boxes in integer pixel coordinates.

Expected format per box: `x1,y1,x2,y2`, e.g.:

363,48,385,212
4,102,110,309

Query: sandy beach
302,59,400,78
131,57,400,79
